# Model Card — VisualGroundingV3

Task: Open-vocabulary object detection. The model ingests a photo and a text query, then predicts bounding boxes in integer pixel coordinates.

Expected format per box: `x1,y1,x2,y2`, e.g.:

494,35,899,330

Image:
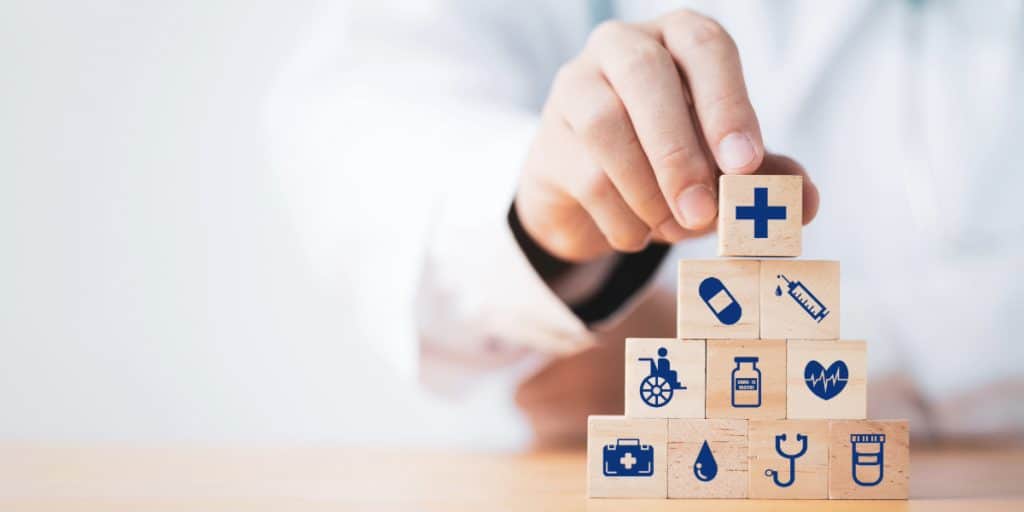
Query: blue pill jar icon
698,277,742,325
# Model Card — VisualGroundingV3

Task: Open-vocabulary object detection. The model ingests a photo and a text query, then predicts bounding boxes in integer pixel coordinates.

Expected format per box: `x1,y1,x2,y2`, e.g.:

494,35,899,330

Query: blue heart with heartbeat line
804,360,849,400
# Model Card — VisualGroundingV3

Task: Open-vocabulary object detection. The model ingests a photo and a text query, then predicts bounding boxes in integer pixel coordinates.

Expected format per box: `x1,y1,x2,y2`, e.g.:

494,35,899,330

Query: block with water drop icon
668,419,749,498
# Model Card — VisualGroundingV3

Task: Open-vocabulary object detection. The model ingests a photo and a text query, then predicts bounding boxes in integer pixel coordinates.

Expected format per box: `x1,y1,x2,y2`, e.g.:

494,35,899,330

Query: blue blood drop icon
693,440,718,482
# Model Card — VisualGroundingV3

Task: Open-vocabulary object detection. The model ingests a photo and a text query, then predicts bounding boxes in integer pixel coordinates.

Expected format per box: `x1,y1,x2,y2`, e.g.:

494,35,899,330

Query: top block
718,175,802,257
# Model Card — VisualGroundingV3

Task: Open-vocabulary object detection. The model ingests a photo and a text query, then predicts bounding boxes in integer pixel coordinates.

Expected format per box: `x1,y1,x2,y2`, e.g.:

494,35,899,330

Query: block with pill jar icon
828,420,910,499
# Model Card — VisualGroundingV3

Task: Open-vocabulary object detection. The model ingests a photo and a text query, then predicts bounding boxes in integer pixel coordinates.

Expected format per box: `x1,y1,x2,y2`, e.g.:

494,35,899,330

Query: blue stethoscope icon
765,433,808,488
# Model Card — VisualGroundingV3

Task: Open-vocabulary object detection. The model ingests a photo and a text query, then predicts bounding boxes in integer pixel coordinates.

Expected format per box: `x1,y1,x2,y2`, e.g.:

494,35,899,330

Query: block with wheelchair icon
787,340,867,419
828,420,909,499
747,419,830,499
586,416,667,498
624,339,705,419
717,174,803,257
677,259,760,339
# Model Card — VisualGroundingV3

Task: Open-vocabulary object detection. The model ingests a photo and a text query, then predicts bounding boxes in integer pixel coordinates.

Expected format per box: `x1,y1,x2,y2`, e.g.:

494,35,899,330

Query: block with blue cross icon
717,175,803,257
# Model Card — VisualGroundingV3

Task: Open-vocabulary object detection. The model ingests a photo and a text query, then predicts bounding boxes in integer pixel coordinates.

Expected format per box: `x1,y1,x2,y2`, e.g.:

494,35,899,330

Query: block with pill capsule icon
717,174,803,257
677,259,760,339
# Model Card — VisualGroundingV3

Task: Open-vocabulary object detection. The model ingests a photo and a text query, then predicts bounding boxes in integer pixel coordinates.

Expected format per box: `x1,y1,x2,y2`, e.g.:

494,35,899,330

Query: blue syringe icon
776,274,830,323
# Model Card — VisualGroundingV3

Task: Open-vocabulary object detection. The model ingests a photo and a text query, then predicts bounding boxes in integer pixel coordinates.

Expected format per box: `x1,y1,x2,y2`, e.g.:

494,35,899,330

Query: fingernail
718,132,757,172
676,184,717,230
657,218,687,242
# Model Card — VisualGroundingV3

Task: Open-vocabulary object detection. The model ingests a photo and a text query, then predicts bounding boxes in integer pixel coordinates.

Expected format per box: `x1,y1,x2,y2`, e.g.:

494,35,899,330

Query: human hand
515,10,819,262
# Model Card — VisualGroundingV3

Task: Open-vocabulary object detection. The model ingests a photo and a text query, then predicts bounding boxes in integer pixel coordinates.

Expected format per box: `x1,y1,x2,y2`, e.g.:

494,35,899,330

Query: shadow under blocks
587,174,909,500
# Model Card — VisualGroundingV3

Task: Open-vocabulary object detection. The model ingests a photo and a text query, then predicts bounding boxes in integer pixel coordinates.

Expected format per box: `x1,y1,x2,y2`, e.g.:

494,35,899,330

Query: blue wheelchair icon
638,347,687,407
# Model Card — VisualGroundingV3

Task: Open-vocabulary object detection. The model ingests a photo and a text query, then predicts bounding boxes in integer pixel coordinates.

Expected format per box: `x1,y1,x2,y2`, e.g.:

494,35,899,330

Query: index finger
654,11,765,175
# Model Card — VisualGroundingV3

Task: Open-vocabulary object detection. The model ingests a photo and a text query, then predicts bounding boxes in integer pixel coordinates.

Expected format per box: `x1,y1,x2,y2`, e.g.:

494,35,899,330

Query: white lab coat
268,0,1024,441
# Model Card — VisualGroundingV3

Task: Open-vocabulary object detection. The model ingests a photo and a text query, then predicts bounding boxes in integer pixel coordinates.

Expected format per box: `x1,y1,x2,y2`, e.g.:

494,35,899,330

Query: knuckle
589,20,629,46
664,11,734,50
606,227,649,252
551,59,586,92
573,171,616,204
618,40,672,75
654,143,711,178
576,96,628,143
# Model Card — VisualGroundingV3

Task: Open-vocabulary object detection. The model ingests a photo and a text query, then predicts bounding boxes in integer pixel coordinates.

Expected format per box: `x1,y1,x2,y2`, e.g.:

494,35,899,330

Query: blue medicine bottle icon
731,357,761,408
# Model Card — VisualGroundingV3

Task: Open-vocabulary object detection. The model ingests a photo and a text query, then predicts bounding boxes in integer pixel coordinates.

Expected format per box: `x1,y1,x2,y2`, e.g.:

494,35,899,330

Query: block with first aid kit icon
828,420,910,499
677,259,760,339
587,416,668,498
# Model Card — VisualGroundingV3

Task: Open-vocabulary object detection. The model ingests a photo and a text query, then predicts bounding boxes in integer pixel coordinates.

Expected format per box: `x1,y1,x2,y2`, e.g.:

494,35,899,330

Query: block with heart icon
786,340,867,419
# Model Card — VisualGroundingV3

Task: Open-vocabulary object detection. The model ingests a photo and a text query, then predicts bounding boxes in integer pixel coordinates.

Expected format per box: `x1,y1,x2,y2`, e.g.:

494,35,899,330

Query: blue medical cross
735,187,786,238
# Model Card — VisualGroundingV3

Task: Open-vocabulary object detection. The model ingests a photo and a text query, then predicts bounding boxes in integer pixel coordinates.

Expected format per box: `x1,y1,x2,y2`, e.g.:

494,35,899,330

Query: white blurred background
0,1,529,445
3,0,1023,445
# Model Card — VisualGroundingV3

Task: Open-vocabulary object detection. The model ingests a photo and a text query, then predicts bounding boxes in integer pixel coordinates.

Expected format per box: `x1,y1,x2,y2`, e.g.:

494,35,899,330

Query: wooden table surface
0,443,1021,511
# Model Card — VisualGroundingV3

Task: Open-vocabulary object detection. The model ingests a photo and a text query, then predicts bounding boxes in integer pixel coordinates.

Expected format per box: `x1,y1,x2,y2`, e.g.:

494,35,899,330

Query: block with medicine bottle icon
705,340,786,420
625,338,705,419
760,259,840,339
828,420,910,499
748,419,830,499
786,340,867,419
586,415,668,498
677,259,760,339
717,174,803,257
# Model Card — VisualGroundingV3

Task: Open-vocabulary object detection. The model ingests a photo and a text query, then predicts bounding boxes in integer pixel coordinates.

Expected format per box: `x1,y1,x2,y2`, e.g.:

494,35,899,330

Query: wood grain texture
787,340,867,419
0,443,1020,510
760,260,840,340
677,259,760,339
706,340,787,420
717,175,802,257
829,420,910,499
668,419,748,499
625,339,705,419
748,420,830,499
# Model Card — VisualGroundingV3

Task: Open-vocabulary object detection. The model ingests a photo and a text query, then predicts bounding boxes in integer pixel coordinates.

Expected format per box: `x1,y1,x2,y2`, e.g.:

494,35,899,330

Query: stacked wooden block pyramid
587,175,909,500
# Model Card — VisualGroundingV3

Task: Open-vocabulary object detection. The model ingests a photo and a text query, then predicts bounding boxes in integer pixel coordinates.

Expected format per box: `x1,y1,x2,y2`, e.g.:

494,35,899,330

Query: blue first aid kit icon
603,438,655,477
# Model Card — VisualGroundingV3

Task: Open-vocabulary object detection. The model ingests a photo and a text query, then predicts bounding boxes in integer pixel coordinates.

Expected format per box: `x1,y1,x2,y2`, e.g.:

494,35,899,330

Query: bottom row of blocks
587,415,908,500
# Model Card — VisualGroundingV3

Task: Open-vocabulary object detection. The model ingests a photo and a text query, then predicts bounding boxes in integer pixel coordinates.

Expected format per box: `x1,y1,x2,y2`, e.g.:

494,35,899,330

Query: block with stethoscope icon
828,420,910,499
747,419,830,499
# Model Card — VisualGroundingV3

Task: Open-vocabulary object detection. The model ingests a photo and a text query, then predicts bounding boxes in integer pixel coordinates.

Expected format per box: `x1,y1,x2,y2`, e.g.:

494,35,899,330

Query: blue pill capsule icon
698,277,742,325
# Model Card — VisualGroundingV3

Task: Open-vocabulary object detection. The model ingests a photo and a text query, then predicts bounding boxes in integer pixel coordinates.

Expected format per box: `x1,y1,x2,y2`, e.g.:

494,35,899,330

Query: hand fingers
551,60,688,241
755,153,820,224
655,11,764,175
585,21,719,232
543,115,652,253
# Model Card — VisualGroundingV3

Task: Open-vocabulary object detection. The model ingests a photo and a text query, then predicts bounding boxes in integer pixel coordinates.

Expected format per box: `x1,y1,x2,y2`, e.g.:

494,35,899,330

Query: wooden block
829,420,910,499
717,174,802,257
748,419,830,499
705,340,786,420
677,259,760,339
787,340,867,419
587,415,668,498
625,339,705,419
760,259,840,339
667,419,748,498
